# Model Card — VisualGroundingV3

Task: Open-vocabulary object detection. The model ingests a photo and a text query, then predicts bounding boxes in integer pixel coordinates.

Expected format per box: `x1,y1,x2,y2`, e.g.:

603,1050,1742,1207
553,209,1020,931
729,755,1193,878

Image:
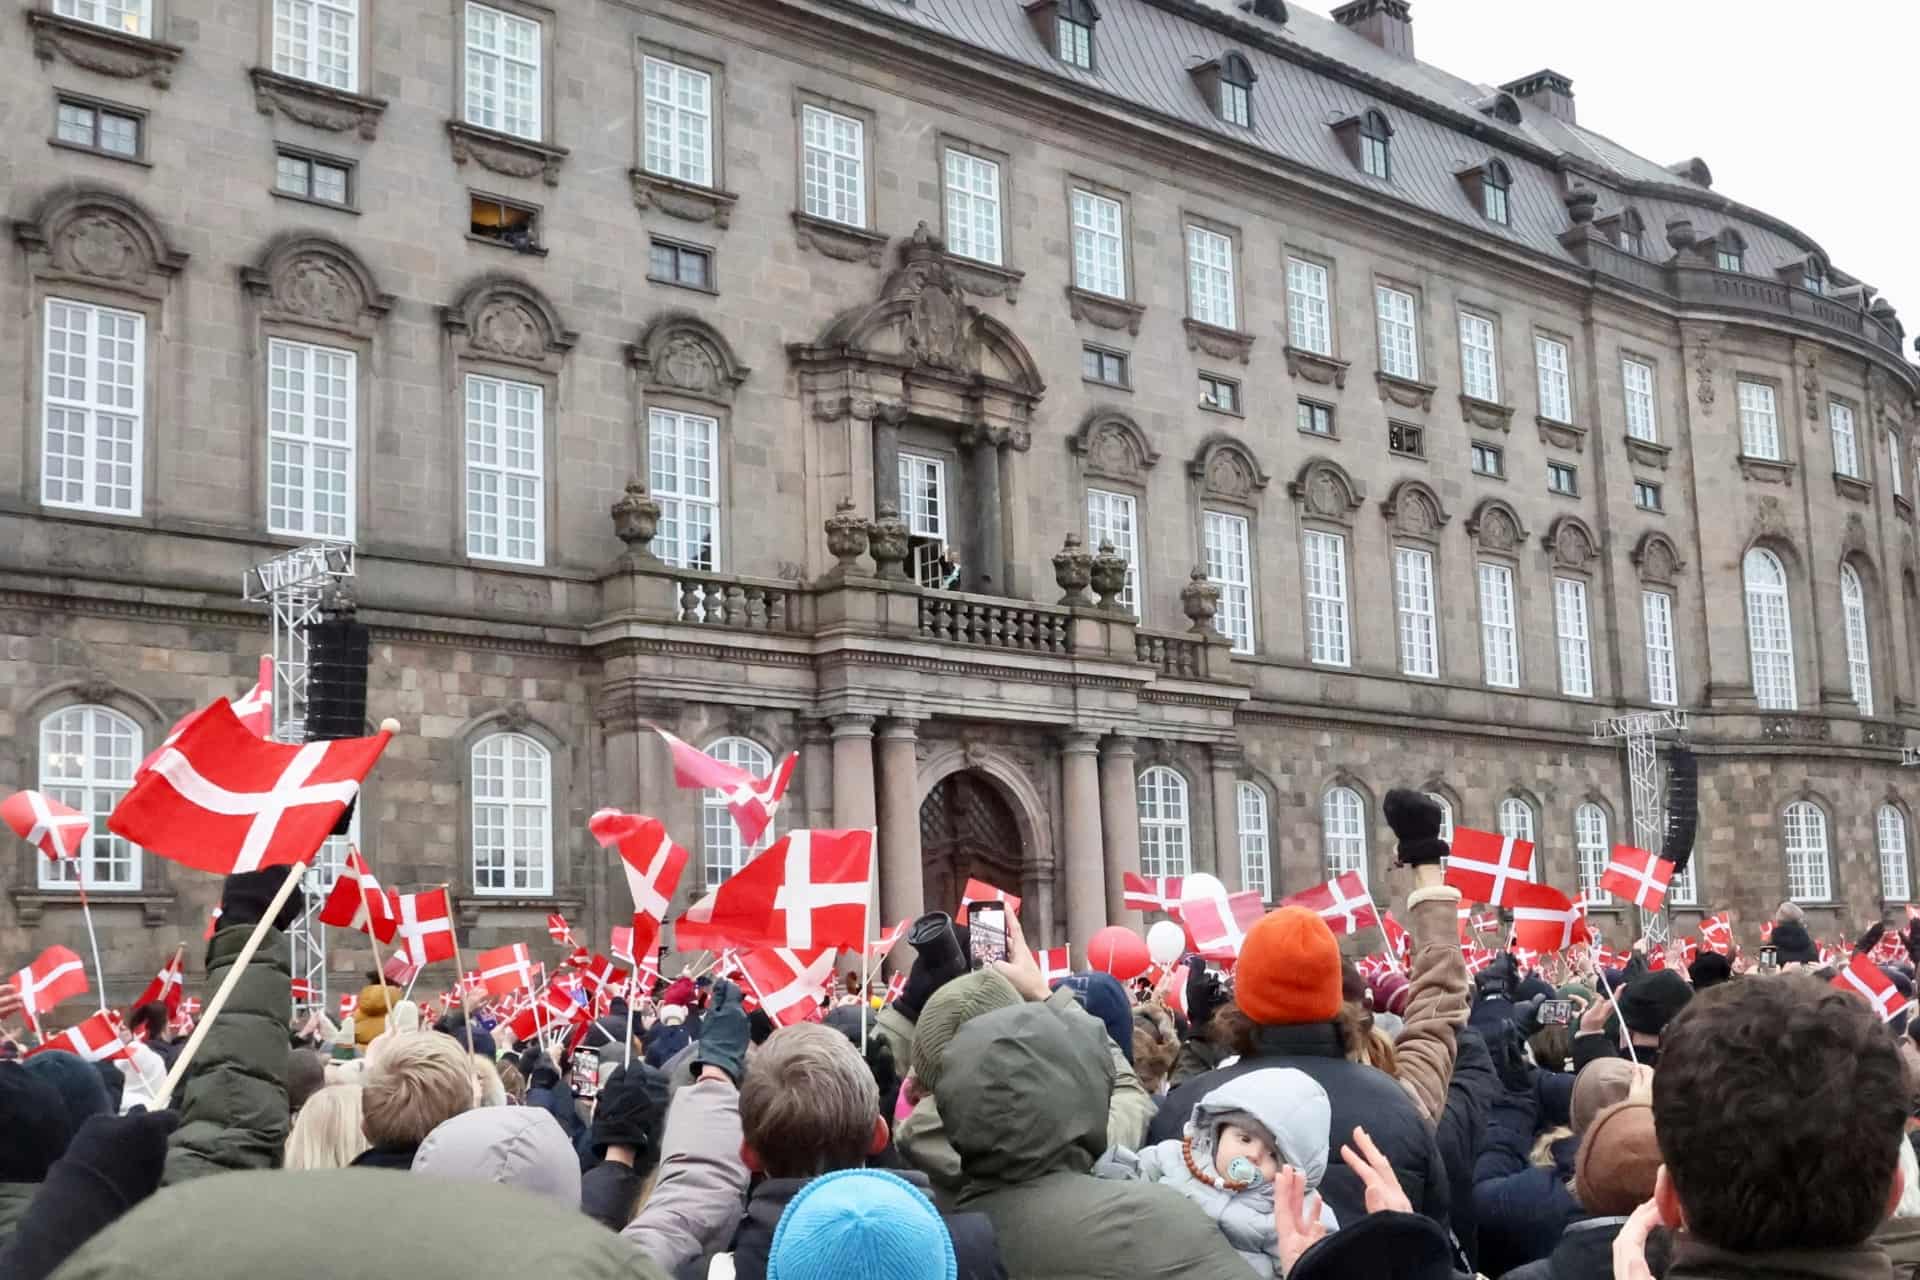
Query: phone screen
1759,946,1778,973
969,904,1008,968
1539,999,1573,1026
569,1048,601,1098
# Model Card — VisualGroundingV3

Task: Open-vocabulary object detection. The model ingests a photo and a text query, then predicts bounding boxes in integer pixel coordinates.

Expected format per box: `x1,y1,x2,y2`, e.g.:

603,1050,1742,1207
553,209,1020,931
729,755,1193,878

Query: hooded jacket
1503,1216,1673,1280
727,1168,1006,1280
353,983,390,1048
412,1107,583,1207
934,1000,1250,1280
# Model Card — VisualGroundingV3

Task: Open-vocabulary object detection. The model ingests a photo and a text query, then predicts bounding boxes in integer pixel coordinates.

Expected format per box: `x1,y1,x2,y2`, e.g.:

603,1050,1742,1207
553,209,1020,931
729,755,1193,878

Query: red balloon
1087,925,1151,981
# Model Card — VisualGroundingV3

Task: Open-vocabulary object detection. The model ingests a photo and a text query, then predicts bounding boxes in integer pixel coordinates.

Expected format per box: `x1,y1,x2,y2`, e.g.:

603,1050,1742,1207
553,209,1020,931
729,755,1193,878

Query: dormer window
1219,53,1253,126
1051,0,1097,69
1619,209,1646,257
1359,109,1391,179
1481,160,1511,224
1716,230,1746,274
1803,263,1825,295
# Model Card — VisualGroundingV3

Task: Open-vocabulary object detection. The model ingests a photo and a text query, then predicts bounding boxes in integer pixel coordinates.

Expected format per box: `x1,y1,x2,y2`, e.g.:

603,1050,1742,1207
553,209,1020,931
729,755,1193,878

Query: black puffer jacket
1439,1025,1498,1270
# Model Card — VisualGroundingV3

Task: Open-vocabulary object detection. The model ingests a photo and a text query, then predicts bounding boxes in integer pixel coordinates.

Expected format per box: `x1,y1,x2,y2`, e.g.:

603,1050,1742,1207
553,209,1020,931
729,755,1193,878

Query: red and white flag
547,913,575,947
1282,873,1378,936
317,847,398,943
110,700,392,876
866,919,910,960
1599,845,1674,912
884,972,906,1005
955,878,1021,926
1381,910,1411,963
290,978,316,1001
1161,961,1192,1017
8,945,89,1018
675,829,873,953
505,985,590,1041
1596,945,1629,971
338,992,358,1020
1760,920,1775,943
27,1011,130,1063
564,946,591,970
1444,828,1536,906
390,888,456,969
1183,881,1267,959
1872,929,1909,967
1509,942,1541,972
1122,873,1184,914
1036,946,1072,985
202,906,223,941
579,954,629,998
131,951,185,1017
383,951,421,987
476,943,535,997
2,789,93,862
738,947,836,1028
137,657,275,778
652,727,797,847
1834,953,1911,1022
590,809,692,963
1464,945,1497,976
1508,883,1590,953
1698,912,1734,954
610,926,635,965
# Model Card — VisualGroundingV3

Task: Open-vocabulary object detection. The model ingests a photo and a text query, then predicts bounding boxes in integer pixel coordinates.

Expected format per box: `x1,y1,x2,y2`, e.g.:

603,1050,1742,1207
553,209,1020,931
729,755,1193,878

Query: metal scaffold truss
1592,710,1689,947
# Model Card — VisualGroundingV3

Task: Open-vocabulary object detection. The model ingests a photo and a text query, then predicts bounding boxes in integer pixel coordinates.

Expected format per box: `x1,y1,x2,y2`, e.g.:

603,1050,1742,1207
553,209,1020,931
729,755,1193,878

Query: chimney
1501,69,1576,125
1330,0,1413,59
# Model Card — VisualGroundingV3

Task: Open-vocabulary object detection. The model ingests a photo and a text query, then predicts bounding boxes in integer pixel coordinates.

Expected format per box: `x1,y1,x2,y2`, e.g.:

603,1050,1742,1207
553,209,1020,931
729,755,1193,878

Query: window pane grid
648,408,718,571
1783,803,1830,902
267,338,355,540
1086,489,1139,617
1830,402,1860,478
1459,312,1498,402
1743,549,1796,709
42,299,143,515
1394,546,1438,678
703,737,774,886
943,149,1002,266
1221,81,1250,127
1057,16,1091,67
1841,565,1873,716
642,58,712,187
471,733,550,894
1499,798,1537,882
1302,530,1350,667
54,0,150,37
1286,258,1331,356
897,453,945,540
1535,336,1572,423
273,0,358,91
802,105,865,228
38,706,141,890
1376,285,1418,380
1204,510,1253,654
1643,590,1677,707
1575,804,1609,904
1554,576,1594,698
1891,435,1905,500
1136,767,1190,879
1478,561,1518,688
465,2,541,140
1738,381,1780,460
1186,225,1235,330
1237,783,1270,900
1880,806,1910,902
465,375,544,565
1071,190,1125,299
1323,787,1368,887
1623,358,1657,442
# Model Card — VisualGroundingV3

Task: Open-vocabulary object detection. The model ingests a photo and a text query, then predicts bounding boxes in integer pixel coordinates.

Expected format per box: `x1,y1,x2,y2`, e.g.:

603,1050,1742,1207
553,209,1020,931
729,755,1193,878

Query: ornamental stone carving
446,120,569,185
1380,481,1449,540
1066,286,1146,335
1285,345,1350,389
823,497,869,575
1468,500,1526,553
629,169,737,227
28,9,182,88
1802,349,1822,422
1191,437,1270,503
629,313,750,407
898,227,975,372
444,275,575,373
1690,329,1718,416
250,67,387,139
791,211,887,266
1053,534,1094,606
1287,459,1364,525
473,302,546,361
1069,411,1160,482
62,214,142,281
243,236,392,337
1631,532,1684,585
1545,517,1598,571
285,257,361,325
17,189,188,296
1751,496,1789,543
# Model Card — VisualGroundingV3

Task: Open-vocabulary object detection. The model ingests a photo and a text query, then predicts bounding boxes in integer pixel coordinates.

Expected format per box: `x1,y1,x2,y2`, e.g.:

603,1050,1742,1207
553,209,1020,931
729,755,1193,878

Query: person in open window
935,544,963,591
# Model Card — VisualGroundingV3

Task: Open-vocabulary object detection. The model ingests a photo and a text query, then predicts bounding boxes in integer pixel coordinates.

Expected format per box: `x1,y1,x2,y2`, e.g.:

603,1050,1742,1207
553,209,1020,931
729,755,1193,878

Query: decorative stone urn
866,502,910,580
1090,540,1129,612
1180,566,1220,634
1564,187,1598,226
824,496,869,576
1053,533,1093,606
610,480,661,561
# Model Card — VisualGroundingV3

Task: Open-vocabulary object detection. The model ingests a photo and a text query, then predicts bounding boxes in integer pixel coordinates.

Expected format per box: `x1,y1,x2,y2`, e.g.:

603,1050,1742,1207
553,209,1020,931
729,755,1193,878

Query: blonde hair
361,1030,474,1148
471,1053,506,1108
285,1084,371,1170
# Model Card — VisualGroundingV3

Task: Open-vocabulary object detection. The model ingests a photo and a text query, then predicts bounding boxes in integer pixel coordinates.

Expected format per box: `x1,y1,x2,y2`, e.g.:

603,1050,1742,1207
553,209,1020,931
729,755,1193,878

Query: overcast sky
1298,0,1918,346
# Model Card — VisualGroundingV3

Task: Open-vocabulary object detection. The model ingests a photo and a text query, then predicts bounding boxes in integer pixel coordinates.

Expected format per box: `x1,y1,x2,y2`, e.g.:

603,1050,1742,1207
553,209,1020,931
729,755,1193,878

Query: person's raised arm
1381,788,1468,1126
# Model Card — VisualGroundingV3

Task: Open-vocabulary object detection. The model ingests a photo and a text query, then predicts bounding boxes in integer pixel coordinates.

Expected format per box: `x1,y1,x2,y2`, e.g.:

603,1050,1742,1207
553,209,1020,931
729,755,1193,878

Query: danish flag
1444,828,1536,906
956,879,1021,926
383,951,421,987
338,992,357,1021
652,727,797,846
390,888,456,969
1122,873,1185,914
547,913,575,947
1834,953,1910,1023
1872,928,1909,967
505,985,589,1041
1161,961,1192,1017
866,919,910,959
27,1011,129,1063
565,946,592,970
110,700,392,876
1599,845,1674,912
738,947,836,1028
610,926,635,965
476,943,535,997
317,847,398,942
170,996,202,1036
884,972,906,1005
1381,910,1411,963
1760,920,1775,943
1282,873,1378,936
2,789,93,862
675,829,872,952
1464,945,1498,976
131,951,185,1017
590,809,691,962
9,946,89,1018
1183,880,1268,959
1036,946,1072,985
290,978,316,1001
137,657,276,779
579,954,629,998
1508,883,1591,953
1698,912,1734,953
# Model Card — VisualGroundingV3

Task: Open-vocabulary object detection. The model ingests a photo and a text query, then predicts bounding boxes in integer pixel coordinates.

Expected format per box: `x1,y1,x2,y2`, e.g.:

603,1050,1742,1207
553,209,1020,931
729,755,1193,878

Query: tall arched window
1841,564,1874,716
1425,792,1455,844
702,736,774,886
1482,160,1511,224
1716,230,1746,273
1743,548,1796,710
1619,209,1646,257
1236,782,1270,901
1359,110,1392,180
471,732,552,895
1137,767,1191,878
1574,803,1610,904
1217,52,1253,128
38,705,141,890
1783,801,1831,903
1880,805,1911,902
1499,796,1538,881
1323,786,1369,886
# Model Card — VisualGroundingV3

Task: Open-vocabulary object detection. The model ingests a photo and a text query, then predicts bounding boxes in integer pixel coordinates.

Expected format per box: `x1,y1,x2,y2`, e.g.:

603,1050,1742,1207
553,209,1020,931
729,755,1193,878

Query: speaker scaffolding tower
1592,709,1690,946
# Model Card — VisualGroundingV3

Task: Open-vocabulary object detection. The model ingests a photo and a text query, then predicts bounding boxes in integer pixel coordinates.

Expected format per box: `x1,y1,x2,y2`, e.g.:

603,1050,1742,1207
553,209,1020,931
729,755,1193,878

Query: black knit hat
589,1061,670,1173
1771,919,1818,965
1687,950,1733,990
1616,970,1693,1037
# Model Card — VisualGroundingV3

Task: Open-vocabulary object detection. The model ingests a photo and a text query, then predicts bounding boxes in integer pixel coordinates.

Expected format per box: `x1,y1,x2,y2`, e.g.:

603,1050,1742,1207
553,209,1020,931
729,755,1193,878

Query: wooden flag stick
445,931,478,1060
350,846,393,1015
152,860,308,1110
74,858,109,1012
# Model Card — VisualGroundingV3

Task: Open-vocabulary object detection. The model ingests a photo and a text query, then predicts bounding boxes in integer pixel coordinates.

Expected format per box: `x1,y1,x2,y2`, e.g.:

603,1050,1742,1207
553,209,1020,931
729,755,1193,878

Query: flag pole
151,859,308,1110
74,855,109,1012
1590,943,1639,1067
445,929,478,1060
350,847,393,1014
860,828,874,1055
622,974,638,1068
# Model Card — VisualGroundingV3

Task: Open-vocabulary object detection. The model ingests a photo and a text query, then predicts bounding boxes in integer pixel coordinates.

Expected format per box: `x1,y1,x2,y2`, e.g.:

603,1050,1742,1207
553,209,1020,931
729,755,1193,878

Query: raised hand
1612,1198,1662,1280
992,908,1050,1002
1273,1164,1328,1272
1339,1126,1413,1215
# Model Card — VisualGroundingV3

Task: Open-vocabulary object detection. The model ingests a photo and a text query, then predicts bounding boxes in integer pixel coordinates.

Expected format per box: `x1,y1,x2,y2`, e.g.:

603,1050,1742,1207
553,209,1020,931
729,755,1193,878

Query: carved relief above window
27,7,182,88
1466,498,1527,554
627,312,750,408
1543,515,1599,573
239,235,392,339
1631,531,1685,586
1069,409,1160,483
442,274,576,375
1379,479,1449,543
1190,435,1270,505
15,187,187,300
1285,457,1364,526
250,67,388,140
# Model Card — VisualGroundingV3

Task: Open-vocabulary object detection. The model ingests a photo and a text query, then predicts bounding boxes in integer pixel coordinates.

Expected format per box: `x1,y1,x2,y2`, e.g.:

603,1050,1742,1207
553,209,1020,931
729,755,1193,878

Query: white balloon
1147,919,1186,965
1181,872,1226,906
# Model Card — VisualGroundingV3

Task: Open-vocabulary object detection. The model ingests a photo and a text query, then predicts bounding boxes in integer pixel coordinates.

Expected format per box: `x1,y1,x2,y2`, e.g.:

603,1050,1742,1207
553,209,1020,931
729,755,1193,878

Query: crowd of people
4,789,1919,1280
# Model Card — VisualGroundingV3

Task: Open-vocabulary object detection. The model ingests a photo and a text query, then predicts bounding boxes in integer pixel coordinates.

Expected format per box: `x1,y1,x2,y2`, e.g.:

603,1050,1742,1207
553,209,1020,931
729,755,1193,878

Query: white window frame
470,731,552,896
1880,805,1911,902
1070,188,1126,299
54,0,150,37
1891,433,1905,500
1841,563,1874,716
642,56,713,188
1393,546,1439,679
41,298,144,517
1427,793,1455,844
943,148,1003,267
1535,335,1573,424
898,451,948,588
1477,561,1519,689
1220,79,1250,128
1622,357,1658,443
1056,13,1092,68
266,337,356,541
273,0,359,93
463,1,542,142
1553,576,1594,698
1742,548,1796,710
1186,224,1236,331
1302,530,1350,667
702,736,775,886
1575,802,1609,905
648,407,719,571
37,705,142,890
1204,510,1254,655
1668,858,1699,908
1783,801,1831,903
801,104,866,229
464,374,544,566
1086,488,1140,617
1458,311,1499,403
1829,401,1860,479
1323,786,1368,887
1738,380,1781,461
1376,284,1419,381
1643,590,1677,707
1285,257,1332,357
1136,766,1190,879
1236,782,1270,901
1499,796,1537,881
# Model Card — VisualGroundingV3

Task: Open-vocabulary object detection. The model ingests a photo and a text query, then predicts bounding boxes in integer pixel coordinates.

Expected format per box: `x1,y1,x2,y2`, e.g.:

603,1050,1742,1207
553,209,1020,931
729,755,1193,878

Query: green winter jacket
934,1001,1251,1280
0,1182,35,1254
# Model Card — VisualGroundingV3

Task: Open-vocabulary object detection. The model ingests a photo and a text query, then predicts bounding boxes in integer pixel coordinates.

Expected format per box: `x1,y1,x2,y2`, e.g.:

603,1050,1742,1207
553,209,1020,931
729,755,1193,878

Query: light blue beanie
766,1168,958,1280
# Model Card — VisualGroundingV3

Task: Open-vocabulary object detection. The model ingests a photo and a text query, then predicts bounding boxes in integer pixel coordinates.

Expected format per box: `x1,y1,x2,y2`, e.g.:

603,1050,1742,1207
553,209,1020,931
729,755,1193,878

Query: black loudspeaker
305,592,370,835
1662,747,1699,872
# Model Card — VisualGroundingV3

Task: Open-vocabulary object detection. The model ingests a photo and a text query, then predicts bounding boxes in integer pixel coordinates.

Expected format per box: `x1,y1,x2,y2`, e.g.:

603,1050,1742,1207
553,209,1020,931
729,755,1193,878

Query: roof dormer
1026,0,1099,72
1192,51,1257,128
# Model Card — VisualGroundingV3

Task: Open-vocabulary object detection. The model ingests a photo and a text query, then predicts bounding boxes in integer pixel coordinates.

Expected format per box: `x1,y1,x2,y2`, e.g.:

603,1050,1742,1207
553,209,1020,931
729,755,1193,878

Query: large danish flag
1599,845,1674,911
110,699,392,876
653,727,797,846
476,943,535,998
27,1011,130,1063
390,887,456,969
1183,880,1268,959
131,951,185,1017
2,789,93,862
1834,952,1910,1023
1123,873,1185,914
1283,872,1379,936
138,656,275,777
589,808,691,962
675,829,872,952
317,847,398,943
9,945,89,1018
1508,883,1591,953
1444,828,1536,906
738,947,836,1028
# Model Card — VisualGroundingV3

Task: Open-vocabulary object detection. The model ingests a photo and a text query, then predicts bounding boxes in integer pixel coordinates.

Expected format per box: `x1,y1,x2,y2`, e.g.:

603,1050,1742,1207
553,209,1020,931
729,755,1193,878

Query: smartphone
968,903,1008,968
1539,999,1573,1026
569,1047,601,1099
1759,946,1779,974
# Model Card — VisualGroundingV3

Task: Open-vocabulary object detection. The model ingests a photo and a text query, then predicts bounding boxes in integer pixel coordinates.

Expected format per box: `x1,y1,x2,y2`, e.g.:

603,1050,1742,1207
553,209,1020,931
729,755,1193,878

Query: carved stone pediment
630,169,737,227
1070,410,1160,482
1624,436,1671,471
27,9,181,87
1544,516,1599,572
629,313,750,407
1191,435,1271,504
1631,531,1684,585
1536,417,1586,452
1835,473,1872,503
943,254,1024,303
1380,479,1449,541
1467,499,1527,553
241,235,392,337
1376,370,1437,412
1066,286,1146,336
1460,395,1514,432
1183,318,1254,365
1284,345,1350,389
1287,457,1364,526
792,211,886,266
443,274,576,374
15,188,188,299
1737,455,1796,487
446,120,569,185
250,67,387,139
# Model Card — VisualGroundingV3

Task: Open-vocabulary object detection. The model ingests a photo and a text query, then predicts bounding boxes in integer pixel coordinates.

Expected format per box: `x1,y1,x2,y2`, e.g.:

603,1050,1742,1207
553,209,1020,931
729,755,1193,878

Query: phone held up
968,902,1008,968
569,1047,601,1099
1538,999,1573,1026
1758,946,1778,974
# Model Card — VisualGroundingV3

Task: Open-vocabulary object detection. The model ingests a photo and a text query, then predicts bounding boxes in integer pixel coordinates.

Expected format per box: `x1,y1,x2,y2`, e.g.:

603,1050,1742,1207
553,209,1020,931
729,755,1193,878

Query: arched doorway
919,770,1027,920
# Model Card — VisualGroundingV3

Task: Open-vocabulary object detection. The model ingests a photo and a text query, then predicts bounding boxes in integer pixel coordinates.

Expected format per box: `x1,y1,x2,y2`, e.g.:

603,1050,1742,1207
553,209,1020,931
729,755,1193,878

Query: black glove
895,913,970,1023
1383,788,1449,867
0,1109,180,1280
1856,922,1887,956
218,868,305,933
691,978,748,1085
1185,955,1225,1031
1513,993,1549,1039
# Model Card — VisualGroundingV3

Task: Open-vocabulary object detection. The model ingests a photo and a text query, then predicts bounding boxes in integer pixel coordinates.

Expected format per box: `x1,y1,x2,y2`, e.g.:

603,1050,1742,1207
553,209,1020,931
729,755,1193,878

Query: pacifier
1225,1155,1265,1185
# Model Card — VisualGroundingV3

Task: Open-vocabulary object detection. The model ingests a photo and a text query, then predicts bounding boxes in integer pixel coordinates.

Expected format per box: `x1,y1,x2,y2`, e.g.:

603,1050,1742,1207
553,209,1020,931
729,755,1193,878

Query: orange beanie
1234,906,1343,1026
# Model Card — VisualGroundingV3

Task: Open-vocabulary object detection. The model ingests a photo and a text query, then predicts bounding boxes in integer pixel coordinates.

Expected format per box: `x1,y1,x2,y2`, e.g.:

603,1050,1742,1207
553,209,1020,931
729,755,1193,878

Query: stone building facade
3,0,1919,1001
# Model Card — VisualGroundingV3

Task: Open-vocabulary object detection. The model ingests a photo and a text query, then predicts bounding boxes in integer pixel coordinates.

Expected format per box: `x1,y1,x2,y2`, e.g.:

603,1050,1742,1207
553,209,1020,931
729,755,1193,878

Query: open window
470,193,542,253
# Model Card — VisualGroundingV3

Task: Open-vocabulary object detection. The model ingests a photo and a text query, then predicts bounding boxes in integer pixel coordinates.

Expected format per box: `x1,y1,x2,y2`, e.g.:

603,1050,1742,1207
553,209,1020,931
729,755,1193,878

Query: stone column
973,438,1005,596
876,718,924,952
1060,731,1107,964
829,714,877,829
872,419,901,523
800,720,834,829
1099,734,1144,929
1210,743,1243,892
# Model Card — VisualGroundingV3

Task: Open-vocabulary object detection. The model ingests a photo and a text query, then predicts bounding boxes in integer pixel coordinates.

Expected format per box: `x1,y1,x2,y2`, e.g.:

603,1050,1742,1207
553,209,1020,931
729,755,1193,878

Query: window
1738,381,1780,460
1880,805,1911,902
702,737,775,885
1499,797,1537,878
1359,110,1391,180
267,338,355,540
465,374,543,565
943,148,1002,266
1199,373,1240,414
54,97,141,158
1717,246,1744,273
1782,801,1830,902
273,0,358,92
1302,530,1350,667
42,298,143,516
470,194,541,252
53,0,149,37
1220,78,1250,128
464,2,541,141
898,452,949,588
1668,858,1699,908
1297,401,1335,437
1137,767,1190,879
1056,10,1093,68
1204,510,1254,654
1575,803,1609,904
1548,462,1578,496
275,151,352,206
642,57,712,187
1622,358,1657,442
1803,264,1825,296
1841,563,1874,716
648,408,718,571
1323,786,1369,886
1086,489,1139,616
1186,225,1236,330
1285,257,1332,356
1427,793,1455,844
471,732,551,895
1634,481,1662,511
1892,434,1905,500
1619,211,1646,257
37,705,140,890
1482,160,1511,224
1554,576,1594,698
1742,548,1796,709
1643,590,1677,707
802,105,865,228
647,238,711,290
1237,783,1270,900
1471,443,1504,477
1070,189,1126,299
1459,311,1499,403
1393,546,1438,679
1388,422,1424,458
1081,345,1128,388
1830,401,1860,479
1376,285,1419,380
1478,561,1519,688
1535,336,1572,423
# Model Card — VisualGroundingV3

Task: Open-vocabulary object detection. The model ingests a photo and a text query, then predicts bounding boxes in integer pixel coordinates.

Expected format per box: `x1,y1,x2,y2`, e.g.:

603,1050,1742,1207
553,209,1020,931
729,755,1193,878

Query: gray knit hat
910,968,1022,1093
